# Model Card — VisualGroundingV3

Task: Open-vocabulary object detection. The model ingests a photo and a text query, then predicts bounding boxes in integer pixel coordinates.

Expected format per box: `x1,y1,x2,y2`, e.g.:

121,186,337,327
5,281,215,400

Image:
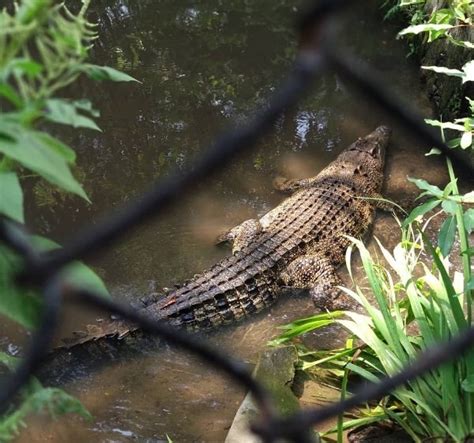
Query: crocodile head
335,125,391,194
340,125,390,167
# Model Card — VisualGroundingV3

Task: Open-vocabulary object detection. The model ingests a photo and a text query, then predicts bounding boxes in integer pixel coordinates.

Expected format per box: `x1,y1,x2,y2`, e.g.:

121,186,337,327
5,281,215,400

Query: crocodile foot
310,285,358,312
215,219,263,254
281,254,359,312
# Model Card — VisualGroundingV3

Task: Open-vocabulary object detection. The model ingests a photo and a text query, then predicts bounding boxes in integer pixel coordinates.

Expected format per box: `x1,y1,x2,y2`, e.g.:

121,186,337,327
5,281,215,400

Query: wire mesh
1,1,473,442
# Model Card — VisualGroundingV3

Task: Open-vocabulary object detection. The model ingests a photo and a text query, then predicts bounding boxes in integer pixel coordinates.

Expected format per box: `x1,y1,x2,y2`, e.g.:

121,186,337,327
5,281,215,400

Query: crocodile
41,126,391,381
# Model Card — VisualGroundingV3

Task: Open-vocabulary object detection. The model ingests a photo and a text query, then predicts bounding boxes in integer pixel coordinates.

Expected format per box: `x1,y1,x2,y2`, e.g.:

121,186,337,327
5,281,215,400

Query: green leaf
425,119,465,132
462,375,474,393
461,191,474,204
408,177,443,198
441,199,457,215
468,97,474,115
0,351,20,371
37,132,76,163
81,64,140,83
0,120,88,201
422,65,464,78
422,62,474,84
346,362,380,383
73,99,100,118
0,245,42,329
447,137,461,149
438,216,457,257
0,231,108,329
466,278,474,291
0,387,91,441
0,171,24,223
448,38,474,49
423,233,467,331
31,236,109,298
6,58,43,78
403,199,441,227
460,131,473,149
443,180,457,198
461,60,474,84
425,148,441,156
45,99,102,131
0,83,23,108
422,65,464,79
399,23,453,36
64,261,110,298
464,209,474,234
400,0,424,5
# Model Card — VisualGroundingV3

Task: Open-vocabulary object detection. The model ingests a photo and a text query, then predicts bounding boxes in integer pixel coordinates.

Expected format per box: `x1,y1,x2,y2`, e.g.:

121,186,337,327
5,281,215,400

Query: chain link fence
1,1,473,441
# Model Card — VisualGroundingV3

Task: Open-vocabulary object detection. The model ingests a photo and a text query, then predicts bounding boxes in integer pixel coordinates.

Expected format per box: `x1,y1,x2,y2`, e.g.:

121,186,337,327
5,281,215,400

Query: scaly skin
45,126,391,378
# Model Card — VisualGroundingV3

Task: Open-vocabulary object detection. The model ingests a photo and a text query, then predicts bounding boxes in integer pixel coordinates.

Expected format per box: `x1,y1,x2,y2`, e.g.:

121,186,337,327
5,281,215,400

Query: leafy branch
0,0,140,438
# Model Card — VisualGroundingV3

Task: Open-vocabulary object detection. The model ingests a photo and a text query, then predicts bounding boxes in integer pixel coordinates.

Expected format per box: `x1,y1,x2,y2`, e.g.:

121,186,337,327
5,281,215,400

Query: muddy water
6,0,472,442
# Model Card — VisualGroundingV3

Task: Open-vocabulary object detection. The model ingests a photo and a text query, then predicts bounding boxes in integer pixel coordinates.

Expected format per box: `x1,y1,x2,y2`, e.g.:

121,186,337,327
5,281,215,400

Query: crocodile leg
280,254,355,311
216,219,263,254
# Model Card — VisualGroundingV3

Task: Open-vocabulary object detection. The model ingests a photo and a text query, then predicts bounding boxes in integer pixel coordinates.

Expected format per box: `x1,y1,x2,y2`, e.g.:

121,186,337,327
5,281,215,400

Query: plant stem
446,156,473,431
79,0,92,18
337,365,350,443
446,157,472,323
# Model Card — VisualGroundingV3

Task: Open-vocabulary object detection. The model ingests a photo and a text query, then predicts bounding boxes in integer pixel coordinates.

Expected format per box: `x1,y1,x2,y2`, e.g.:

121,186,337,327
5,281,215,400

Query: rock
225,346,319,443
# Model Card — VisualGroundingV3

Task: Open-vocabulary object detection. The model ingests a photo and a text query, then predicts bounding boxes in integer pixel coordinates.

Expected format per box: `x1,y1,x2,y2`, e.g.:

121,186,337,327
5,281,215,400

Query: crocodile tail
39,322,161,385
40,292,168,384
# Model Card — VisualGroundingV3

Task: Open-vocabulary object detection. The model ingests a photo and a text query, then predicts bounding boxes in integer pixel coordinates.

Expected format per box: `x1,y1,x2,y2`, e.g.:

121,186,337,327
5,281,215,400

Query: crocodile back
147,175,376,329
54,126,390,349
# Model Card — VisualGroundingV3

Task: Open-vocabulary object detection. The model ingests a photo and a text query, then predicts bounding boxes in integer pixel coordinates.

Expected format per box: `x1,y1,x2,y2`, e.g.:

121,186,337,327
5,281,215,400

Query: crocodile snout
375,125,392,137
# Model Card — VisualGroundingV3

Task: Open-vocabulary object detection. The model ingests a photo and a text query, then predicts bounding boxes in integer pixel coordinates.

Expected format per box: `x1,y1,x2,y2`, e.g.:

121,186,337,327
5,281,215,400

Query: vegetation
271,1,474,441
0,0,137,439
392,0,473,150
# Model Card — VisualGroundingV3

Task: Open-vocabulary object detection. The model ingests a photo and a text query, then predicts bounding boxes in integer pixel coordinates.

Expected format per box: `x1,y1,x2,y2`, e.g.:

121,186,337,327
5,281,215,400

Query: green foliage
0,118,88,200
0,242,42,329
45,98,102,131
0,0,121,324
31,235,110,298
394,0,474,151
0,171,23,223
80,64,140,83
0,0,138,439
404,173,474,262
0,353,91,441
396,0,473,44
0,0,138,212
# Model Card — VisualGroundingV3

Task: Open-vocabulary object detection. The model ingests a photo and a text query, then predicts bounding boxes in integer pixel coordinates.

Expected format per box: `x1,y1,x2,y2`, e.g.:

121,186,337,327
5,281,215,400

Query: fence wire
1,1,473,442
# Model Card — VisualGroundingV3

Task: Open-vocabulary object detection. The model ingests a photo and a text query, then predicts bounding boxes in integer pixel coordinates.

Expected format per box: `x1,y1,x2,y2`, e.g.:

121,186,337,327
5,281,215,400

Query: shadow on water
6,0,473,441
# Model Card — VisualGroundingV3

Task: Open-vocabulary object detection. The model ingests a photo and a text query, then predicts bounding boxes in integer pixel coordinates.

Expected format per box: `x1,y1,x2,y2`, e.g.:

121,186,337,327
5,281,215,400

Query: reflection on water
7,0,468,441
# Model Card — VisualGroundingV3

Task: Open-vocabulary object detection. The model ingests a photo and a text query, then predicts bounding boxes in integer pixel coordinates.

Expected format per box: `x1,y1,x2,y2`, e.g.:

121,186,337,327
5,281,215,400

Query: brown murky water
4,1,472,442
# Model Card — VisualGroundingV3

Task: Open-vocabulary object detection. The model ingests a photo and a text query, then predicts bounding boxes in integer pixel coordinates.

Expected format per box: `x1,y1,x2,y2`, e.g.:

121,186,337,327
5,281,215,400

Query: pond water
6,0,472,442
